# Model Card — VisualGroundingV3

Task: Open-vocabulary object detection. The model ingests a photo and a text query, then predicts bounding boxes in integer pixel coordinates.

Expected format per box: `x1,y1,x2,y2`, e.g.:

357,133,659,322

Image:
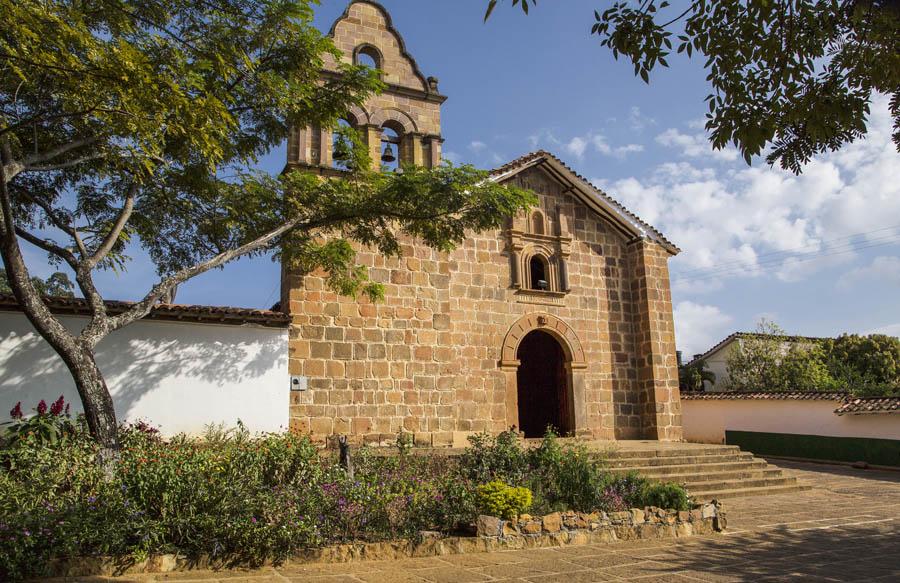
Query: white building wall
683,398,900,443
0,311,289,436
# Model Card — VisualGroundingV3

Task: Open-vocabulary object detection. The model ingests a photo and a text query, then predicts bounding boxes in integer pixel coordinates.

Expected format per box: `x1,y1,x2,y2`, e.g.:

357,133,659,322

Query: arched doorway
516,330,573,437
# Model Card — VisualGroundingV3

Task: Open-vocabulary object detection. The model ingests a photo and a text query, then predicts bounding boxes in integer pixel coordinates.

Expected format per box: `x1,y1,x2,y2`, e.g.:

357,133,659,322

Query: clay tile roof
681,391,849,401
0,294,290,328
834,396,900,416
490,150,680,255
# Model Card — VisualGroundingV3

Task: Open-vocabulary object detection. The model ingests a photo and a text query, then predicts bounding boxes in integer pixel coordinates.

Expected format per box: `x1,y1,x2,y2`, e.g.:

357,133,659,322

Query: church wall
284,166,678,444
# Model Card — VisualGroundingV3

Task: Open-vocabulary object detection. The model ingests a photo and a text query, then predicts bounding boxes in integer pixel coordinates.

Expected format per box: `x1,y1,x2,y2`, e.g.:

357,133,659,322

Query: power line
674,224,900,278
680,236,900,283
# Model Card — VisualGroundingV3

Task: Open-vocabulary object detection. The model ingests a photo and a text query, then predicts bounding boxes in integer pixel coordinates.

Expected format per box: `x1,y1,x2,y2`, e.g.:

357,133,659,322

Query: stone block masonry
281,2,683,445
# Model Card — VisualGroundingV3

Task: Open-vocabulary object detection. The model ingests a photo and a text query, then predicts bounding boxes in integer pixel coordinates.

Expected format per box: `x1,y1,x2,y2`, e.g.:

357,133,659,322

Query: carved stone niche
507,205,573,301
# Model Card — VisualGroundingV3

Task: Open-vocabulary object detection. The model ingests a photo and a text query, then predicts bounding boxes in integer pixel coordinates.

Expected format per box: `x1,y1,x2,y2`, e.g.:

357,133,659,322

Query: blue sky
18,0,900,356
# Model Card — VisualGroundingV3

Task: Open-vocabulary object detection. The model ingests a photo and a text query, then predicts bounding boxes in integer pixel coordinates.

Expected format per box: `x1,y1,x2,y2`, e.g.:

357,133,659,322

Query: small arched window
531,211,545,235
354,45,381,70
529,255,549,291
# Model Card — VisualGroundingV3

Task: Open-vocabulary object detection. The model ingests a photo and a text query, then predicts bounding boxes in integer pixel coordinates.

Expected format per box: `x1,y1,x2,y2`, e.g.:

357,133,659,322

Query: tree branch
14,226,77,266
105,213,322,338
25,153,105,172
88,182,136,267
23,136,99,168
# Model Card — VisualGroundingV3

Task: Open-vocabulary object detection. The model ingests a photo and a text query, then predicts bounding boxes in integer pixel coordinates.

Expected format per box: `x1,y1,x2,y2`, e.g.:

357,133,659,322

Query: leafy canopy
0,269,74,297
485,0,900,174
1,0,534,309
724,320,899,396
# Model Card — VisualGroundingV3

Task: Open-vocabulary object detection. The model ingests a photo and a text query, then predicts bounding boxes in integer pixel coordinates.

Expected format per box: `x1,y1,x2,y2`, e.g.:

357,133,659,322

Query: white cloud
628,106,656,132
598,94,900,290
442,150,461,165
566,136,589,159
469,140,487,152
837,256,900,290
655,128,740,161
528,129,561,150
674,301,734,357
565,133,643,160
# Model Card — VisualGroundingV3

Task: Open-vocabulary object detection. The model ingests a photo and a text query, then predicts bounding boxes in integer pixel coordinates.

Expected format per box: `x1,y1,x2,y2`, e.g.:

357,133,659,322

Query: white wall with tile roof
0,312,289,436
684,397,900,443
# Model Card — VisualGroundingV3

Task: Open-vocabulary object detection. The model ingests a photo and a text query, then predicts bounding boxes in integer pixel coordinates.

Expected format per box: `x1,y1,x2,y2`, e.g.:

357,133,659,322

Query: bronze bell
381,143,396,163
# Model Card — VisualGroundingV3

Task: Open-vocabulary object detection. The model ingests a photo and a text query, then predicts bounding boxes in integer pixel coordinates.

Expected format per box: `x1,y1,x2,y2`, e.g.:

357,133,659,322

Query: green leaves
492,0,900,174
484,0,536,22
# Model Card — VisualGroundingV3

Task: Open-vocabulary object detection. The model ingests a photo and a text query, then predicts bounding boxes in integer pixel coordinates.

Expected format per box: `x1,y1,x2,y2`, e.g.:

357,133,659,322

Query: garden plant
0,400,690,581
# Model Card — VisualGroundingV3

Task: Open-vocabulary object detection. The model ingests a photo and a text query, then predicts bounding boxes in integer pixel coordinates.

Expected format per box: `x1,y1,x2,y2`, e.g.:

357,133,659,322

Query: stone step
605,452,756,468
602,445,742,460
633,468,787,485
689,483,812,501
606,459,770,476
683,475,800,492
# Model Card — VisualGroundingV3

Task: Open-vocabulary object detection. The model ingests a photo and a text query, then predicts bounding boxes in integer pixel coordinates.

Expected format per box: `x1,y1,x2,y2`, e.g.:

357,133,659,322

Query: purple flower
49,395,65,416
36,400,47,415
9,402,22,420
251,517,257,523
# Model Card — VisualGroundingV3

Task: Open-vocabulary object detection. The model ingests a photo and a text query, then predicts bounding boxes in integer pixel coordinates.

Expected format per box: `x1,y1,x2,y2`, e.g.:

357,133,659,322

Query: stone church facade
282,1,683,446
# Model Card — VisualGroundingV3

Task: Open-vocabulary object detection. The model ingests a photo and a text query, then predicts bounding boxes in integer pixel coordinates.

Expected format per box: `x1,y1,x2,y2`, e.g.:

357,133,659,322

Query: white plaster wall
0,311,289,436
683,398,900,443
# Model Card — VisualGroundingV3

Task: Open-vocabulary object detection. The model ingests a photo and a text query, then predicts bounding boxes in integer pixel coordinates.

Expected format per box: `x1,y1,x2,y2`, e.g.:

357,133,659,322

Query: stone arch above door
500,313,587,370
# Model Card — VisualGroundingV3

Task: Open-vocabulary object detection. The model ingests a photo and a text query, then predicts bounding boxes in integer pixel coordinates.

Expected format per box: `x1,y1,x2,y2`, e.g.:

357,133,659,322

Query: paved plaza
55,460,900,582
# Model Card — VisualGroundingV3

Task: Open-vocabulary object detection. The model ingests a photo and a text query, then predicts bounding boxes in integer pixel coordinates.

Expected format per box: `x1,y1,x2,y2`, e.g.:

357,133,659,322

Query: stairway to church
600,442,811,501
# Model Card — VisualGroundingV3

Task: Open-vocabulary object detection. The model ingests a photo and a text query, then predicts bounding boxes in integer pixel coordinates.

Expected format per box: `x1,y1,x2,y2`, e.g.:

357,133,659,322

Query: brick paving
58,461,900,582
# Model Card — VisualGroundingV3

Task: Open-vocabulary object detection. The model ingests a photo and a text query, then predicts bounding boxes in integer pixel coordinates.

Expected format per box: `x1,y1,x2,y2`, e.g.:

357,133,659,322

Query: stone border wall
476,503,725,541
44,503,725,579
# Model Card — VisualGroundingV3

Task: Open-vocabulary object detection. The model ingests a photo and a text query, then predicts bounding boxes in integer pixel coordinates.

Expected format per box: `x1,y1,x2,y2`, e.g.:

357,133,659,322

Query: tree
484,0,900,174
1,0,535,457
724,319,838,391
678,358,715,392
824,334,900,395
1,268,74,297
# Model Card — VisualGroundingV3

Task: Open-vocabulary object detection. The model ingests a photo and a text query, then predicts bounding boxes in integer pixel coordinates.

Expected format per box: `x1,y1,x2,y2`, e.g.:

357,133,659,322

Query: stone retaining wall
476,503,725,541
44,503,725,579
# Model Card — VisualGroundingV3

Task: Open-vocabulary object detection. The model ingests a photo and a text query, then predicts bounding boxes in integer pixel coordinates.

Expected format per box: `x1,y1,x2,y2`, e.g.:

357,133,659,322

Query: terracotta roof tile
681,391,849,401
491,150,680,254
0,294,290,328
834,397,900,416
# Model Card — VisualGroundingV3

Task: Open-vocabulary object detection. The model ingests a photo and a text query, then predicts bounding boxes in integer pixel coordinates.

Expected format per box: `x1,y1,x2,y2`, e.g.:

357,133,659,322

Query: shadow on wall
0,313,287,433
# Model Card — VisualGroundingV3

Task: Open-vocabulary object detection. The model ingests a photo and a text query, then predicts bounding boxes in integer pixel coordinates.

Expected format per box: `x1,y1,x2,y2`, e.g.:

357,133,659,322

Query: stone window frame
530,210,546,235
523,247,556,292
353,44,383,73
507,205,574,299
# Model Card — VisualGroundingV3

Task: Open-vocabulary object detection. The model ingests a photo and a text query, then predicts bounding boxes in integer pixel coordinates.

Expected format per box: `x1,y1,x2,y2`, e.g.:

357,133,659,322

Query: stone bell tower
284,0,446,175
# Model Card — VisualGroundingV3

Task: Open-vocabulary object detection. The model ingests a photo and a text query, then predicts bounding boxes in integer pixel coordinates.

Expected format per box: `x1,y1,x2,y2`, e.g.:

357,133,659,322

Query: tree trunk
61,340,120,456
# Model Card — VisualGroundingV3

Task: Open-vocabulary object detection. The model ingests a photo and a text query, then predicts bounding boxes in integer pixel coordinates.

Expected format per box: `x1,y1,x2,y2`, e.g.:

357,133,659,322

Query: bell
381,143,396,163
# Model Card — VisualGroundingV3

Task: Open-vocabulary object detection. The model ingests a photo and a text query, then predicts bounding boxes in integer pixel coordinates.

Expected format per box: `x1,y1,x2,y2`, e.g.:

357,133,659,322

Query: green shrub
458,430,528,485
525,430,605,512
640,482,692,511
475,481,532,520
0,418,692,581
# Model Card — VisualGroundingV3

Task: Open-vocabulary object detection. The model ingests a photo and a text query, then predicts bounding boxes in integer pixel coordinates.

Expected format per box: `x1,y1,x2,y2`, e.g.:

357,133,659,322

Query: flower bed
0,401,696,581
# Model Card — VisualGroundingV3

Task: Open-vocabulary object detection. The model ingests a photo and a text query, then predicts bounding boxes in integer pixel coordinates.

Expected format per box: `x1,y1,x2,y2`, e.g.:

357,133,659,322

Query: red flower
50,395,65,416
36,400,47,415
10,402,23,420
